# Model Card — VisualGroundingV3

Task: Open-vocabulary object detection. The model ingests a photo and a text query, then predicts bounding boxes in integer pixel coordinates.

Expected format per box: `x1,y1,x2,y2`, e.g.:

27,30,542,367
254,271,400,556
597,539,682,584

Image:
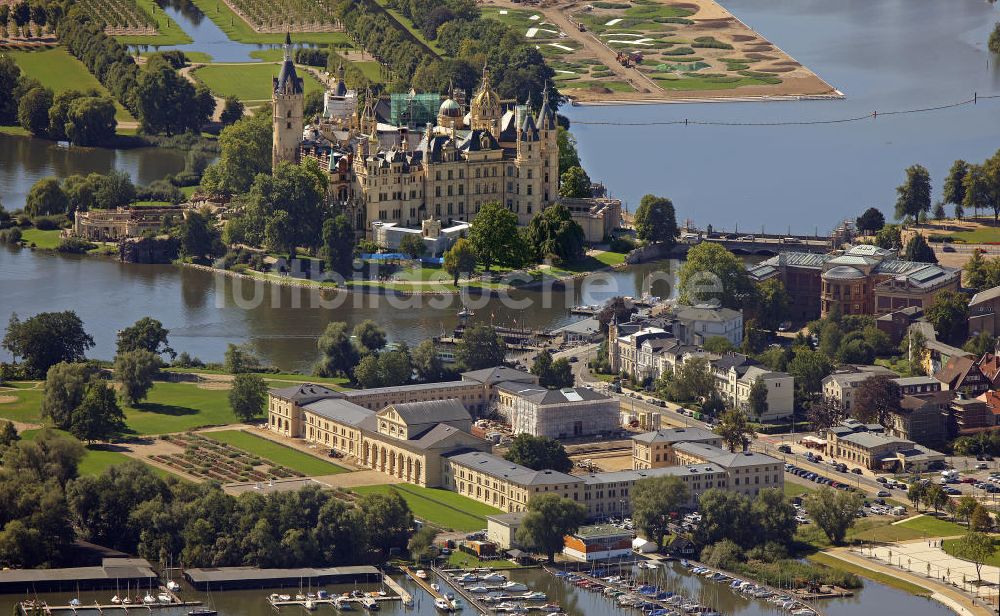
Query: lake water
0,564,956,616
146,0,286,62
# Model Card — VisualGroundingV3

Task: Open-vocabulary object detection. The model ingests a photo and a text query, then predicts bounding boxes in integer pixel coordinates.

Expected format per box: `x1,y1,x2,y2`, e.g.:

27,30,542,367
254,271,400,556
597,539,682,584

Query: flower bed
152,433,306,482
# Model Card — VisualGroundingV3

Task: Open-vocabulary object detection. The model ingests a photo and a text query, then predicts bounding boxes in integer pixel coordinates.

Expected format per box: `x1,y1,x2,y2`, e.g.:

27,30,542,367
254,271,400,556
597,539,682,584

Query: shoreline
568,91,846,106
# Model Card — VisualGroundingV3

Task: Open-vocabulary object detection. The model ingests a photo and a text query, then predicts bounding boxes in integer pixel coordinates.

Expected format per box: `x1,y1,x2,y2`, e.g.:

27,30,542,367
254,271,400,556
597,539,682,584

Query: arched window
286,110,292,118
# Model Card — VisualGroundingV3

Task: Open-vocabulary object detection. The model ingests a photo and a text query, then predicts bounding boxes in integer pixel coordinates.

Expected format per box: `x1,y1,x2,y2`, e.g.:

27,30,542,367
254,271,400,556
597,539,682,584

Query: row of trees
894,151,1000,222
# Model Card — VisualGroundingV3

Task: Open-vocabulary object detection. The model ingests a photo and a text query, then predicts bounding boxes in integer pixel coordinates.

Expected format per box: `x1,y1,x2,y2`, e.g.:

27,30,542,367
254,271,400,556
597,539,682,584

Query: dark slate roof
446,451,578,485
631,427,719,445
519,112,539,141
302,398,373,427
461,366,535,385
270,383,342,404
388,398,470,426
712,353,757,372
458,129,499,152
405,423,481,450
274,59,304,95
495,383,611,405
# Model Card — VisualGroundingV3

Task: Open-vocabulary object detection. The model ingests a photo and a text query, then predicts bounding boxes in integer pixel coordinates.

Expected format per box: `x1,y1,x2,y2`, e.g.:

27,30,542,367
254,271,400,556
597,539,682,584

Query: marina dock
19,588,201,614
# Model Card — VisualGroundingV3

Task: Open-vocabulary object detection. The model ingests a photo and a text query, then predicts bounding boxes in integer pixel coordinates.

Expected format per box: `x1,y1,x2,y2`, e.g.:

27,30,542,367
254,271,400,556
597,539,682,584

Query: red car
961,477,977,484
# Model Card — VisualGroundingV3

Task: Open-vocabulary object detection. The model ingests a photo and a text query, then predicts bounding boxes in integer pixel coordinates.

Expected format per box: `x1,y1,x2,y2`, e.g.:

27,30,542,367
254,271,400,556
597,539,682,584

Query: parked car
851,468,863,475
778,444,792,454
876,490,891,497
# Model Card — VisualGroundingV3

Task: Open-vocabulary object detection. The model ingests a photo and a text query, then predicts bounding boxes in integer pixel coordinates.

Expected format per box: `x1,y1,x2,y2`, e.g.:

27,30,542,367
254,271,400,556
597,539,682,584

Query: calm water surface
0,565,955,616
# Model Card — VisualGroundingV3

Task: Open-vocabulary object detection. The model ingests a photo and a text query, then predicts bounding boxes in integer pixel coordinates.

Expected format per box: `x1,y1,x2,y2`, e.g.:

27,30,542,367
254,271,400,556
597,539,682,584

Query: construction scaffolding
390,92,441,129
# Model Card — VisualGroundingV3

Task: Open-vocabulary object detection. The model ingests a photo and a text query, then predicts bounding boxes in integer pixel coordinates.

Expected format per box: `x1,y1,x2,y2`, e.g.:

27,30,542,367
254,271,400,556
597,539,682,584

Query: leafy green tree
515,494,587,562
17,86,52,136
964,331,996,357
677,242,757,309
377,348,412,387
114,350,160,406
352,320,387,355
0,56,21,123
852,375,898,427
70,381,126,443
806,397,845,433
922,483,948,514
457,324,506,370
558,165,591,199
64,96,116,146
443,237,477,285
751,487,797,545
41,362,97,429
979,149,1000,222
2,311,94,378
715,408,756,453
315,322,359,378
787,347,833,396
925,289,969,345
530,350,574,388
873,224,902,250
526,204,585,262
178,210,221,260
971,504,993,532
407,526,439,563
220,96,244,125
353,355,381,388
894,164,931,221
695,489,753,547
135,56,209,135
953,531,994,584
855,207,885,234
359,491,413,554
702,336,734,354
747,377,768,420
633,194,679,248
412,340,445,382
243,160,327,255
469,202,528,271
656,356,714,403
990,23,1000,55
229,373,267,421
322,214,355,277
116,317,174,359
963,163,989,220
556,126,581,175
804,487,864,545
903,234,937,264
200,112,272,195
0,420,18,448
95,170,136,211
399,234,427,259
223,343,261,375
932,201,946,221
24,176,68,217
754,279,790,331
630,475,689,549
504,434,573,473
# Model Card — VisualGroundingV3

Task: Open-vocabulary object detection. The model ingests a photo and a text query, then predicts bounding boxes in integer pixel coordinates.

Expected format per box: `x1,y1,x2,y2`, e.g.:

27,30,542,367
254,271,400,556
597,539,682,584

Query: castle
271,40,567,240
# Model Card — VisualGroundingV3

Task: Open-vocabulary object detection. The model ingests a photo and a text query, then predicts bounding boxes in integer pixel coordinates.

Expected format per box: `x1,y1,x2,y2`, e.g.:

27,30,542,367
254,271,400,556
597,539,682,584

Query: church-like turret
272,33,305,168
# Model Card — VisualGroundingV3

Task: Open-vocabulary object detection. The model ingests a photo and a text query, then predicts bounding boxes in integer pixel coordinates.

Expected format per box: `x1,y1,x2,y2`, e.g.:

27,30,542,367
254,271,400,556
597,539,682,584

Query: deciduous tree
24,176,68,217
515,494,587,562
229,373,267,421
116,317,174,359
894,164,931,221
631,475,689,549
677,242,757,309
114,350,160,406
558,165,590,199
457,325,506,370
469,202,528,271
443,237,476,285
41,362,98,429
925,289,969,345
315,322,358,378
322,214,355,278
855,207,885,234
633,194,679,248
804,487,864,545
504,434,572,473
903,234,937,264
715,408,756,453
2,311,94,378
70,381,126,443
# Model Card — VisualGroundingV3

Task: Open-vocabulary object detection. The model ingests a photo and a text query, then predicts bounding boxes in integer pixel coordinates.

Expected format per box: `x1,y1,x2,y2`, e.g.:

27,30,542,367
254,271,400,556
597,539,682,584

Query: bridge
696,233,833,255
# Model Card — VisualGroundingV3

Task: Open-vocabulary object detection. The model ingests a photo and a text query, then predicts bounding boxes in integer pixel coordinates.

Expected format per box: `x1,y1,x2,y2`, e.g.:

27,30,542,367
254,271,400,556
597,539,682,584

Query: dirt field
484,0,836,103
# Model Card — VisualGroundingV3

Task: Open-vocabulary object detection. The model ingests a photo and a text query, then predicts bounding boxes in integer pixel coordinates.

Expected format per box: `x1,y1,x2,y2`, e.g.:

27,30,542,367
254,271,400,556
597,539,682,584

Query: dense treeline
334,0,435,90
0,429,414,568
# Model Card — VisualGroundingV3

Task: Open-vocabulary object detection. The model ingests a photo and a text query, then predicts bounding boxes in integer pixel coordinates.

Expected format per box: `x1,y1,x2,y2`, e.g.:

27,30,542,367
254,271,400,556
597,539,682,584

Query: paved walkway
824,547,992,616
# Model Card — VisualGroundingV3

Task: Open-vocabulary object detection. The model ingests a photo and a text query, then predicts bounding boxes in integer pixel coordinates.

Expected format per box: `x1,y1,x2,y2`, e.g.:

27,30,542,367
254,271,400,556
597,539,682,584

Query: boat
415,569,428,579
143,593,157,604
318,590,329,599
455,573,478,583
434,597,454,611
188,609,218,616
157,593,172,603
431,583,441,592
69,599,81,607
481,573,506,583
359,597,379,611
539,604,561,611
279,594,292,601
458,307,474,318
303,599,317,611
166,580,181,592
500,581,527,592
296,594,306,600
110,595,121,604
467,586,489,593
334,596,353,610
522,591,546,600
450,597,464,610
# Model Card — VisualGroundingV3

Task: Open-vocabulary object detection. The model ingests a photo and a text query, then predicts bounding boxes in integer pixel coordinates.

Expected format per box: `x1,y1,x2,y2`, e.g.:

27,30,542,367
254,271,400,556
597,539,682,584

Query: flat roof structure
0,559,156,594
184,566,381,590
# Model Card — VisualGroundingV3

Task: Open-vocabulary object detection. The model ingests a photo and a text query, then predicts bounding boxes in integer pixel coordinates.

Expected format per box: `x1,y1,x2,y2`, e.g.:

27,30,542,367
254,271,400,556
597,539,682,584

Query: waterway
146,0,287,62
0,564,955,616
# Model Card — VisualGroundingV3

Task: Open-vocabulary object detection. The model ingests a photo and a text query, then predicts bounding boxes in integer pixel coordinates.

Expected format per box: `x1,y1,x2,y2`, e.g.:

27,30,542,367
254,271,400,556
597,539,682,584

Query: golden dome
471,67,500,117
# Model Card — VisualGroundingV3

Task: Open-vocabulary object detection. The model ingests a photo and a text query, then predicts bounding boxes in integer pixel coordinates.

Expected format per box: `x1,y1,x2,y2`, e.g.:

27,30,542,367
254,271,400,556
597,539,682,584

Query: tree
407,526,439,563
702,336,734,354
874,224,902,250
515,494,587,562
399,234,427,259
64,97,116,146
24,176,68,217
971,504,993,532
41,362,97,429
358,491,413,554
17,86,52,136
94,170,135,211
243,160,327,255
116,317,174,359
922,484,947,514
322,214,355,278
530,350,574,389
964,331,996,357
526,204,585,263
0,420,18,448
806,397,845,432
114,350,160,406
747,377,768,420
352,320,387,355
222,343,260,375
979,149,1000,222
932,201,946,221
804,487,864,545
657,357,715,403
695,489,753,547
991,23,1000,55
377,348,412,387
715,408,756,452
754,279,790,331
469,202,528,271
457,325,506,370
903,234,937,264
956,495,979,527
229,373,267,421
70,381,126,443
0,56,21,123
677,242,757,309
856,207,885,234
558,166,591,199
630,476,690,549
443,238,477,285
135,57,208,135
925,289,969,345
504,434,572,473
852,375,898,427
598,296,637,333
315,322,358,378
3,311,95,378
907,482,927,510
633,194,679,248
953,531,994,584
751,488,797,545
963,163,990,220
178,211,220,260
787,347,833,396
220,96,244,125
412,340,445,383
353,354,381,389
556,126,580,175
200,112,272,195
894,164,931,221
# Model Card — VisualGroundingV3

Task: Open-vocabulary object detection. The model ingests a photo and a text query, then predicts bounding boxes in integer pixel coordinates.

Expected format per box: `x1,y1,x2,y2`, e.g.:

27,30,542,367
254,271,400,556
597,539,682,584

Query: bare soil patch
765,65,796,72
731,34,755,42
197,382,232,390
746,44,775,51
0,396,17,404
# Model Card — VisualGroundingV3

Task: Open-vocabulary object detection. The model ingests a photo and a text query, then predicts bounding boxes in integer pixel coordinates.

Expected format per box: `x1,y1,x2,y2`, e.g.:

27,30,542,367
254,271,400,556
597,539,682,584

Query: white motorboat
500,581,528,592
166,581,181,592
434,597,453,611
451,598,464,610
359,597,379,611
110,595,121,604
522,591,546,600
157,593,172,603
431,583,441,592
143,594,157,605
415,569,428,579
467,586,489,593
303,599,317,611
334,596,353,610
482,573,506,583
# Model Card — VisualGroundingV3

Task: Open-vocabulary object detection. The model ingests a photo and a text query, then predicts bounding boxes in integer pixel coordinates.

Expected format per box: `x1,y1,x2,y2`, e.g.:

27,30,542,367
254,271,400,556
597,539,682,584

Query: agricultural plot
223,0,342,33
78,0,157,35
151,432,310,483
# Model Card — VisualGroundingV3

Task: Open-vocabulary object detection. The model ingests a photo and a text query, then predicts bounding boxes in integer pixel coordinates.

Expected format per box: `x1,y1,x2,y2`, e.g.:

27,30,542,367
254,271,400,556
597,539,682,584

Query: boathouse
0,558,157,594
183,565,381,590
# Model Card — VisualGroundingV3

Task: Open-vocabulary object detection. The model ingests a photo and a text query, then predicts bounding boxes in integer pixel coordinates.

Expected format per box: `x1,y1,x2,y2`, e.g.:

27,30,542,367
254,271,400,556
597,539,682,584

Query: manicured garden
151,432,310,482
81,0,194,46
187,0,351,45
205,430,347,475
352,483,501,532
192,62,325,101
9,48,136,122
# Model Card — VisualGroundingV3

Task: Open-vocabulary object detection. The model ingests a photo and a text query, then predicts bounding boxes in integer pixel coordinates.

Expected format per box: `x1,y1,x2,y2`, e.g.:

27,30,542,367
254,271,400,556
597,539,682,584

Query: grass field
9,48,136,123
205,430,347,475
808,552,931,597
162,368,349,388
558,80,634,93
927,226,1000,244
894,515,966,537
371,0,443,55
19,229,62,250
783,482,814,498
124,382,235,434
353,484,501,532
447,551,516,570
0,384,44,423
943,537,1000,566
192,62,325,102
186,0,351,45
111,0,194,46
654,74,781,91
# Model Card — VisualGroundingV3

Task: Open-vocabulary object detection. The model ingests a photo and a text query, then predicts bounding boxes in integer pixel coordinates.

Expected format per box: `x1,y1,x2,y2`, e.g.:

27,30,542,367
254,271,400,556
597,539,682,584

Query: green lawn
559,80,634,93
353,484,501,532
186,0,351,45
784,482,814,498
942,537,1000,567
927,226,1000,244
9,48,136,123
20,429,179,479
124,381,236,435
140,50,213,63
808,553,931,597
895,515,966,537
205,430,347,476
19,229,62,250
0,384,44,423
654,75,781,91
192,62,325,102
111,0,194,46
592,251,627,266
162,368,349,388
371,0,443,54
447,551,517,570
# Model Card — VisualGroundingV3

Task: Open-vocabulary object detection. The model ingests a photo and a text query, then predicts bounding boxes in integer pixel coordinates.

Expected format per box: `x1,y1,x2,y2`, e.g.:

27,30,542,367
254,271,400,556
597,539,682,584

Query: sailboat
189,584,218,615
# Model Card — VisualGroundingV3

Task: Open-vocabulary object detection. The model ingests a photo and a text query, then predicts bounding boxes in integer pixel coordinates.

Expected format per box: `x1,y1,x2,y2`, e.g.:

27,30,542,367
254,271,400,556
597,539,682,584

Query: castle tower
536,88,560,204
272,33,304,168
469,65,501,137
608,312,621,374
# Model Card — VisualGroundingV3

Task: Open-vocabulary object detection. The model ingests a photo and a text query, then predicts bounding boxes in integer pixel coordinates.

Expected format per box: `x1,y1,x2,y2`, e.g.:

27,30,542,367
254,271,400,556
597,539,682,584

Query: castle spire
283,32,292,62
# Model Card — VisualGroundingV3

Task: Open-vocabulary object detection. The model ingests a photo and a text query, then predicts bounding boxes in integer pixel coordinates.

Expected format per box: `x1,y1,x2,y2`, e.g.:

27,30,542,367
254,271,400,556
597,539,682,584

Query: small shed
632,537,658,554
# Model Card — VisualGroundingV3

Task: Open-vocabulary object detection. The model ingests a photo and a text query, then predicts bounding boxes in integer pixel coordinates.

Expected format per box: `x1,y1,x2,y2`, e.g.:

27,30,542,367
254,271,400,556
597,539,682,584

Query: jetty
18,588,201,614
